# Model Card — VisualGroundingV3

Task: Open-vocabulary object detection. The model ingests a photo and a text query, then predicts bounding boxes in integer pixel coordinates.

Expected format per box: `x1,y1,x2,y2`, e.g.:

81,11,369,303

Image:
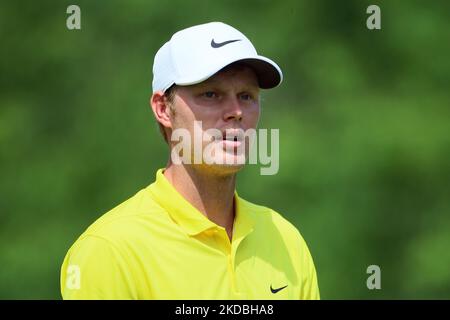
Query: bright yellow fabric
61,169,320,299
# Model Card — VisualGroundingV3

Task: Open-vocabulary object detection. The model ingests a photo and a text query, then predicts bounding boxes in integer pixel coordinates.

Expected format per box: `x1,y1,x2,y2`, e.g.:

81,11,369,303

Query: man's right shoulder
72,186,168,246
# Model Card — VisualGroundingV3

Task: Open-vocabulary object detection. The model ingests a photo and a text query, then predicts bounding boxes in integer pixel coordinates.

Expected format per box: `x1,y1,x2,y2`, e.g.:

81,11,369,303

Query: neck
163,164,237,240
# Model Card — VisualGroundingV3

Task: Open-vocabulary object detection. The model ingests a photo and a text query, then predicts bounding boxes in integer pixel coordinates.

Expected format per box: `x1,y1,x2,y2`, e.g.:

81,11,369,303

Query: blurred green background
1,0,449,299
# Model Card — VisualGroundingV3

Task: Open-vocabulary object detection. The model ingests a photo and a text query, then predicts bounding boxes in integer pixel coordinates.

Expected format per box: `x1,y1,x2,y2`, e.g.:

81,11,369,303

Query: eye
240,93,253,101
202,91,218,98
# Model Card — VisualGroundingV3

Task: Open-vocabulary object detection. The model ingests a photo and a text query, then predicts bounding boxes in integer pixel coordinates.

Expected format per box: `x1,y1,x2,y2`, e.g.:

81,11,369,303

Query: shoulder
240,197,305,243
239,196,314,263
68,186,170,252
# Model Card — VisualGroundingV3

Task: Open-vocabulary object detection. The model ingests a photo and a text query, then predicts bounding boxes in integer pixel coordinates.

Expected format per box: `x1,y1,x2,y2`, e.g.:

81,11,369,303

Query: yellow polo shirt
60,169,320,299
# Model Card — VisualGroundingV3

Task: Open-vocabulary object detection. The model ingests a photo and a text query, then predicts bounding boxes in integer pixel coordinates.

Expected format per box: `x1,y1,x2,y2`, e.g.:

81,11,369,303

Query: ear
150,91,173,130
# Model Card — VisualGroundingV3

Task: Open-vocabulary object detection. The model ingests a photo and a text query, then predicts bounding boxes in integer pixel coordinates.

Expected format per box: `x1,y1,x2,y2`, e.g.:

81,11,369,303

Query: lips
221,129,244,142
220,129,244,151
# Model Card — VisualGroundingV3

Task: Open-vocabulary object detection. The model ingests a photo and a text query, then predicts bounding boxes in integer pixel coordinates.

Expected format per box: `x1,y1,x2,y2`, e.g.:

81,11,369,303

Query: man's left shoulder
240,197,306,244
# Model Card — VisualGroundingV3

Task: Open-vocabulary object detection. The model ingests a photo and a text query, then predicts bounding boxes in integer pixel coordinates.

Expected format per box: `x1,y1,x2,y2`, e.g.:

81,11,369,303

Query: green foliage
0,0,449,299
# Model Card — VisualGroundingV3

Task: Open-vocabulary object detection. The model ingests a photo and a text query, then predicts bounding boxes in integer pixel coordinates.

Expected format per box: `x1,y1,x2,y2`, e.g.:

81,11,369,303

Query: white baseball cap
152,22,283,93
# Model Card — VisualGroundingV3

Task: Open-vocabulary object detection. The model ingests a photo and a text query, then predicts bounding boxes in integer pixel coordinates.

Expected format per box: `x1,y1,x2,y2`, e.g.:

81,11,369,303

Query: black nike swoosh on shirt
270,284,288,294
210,39,242,48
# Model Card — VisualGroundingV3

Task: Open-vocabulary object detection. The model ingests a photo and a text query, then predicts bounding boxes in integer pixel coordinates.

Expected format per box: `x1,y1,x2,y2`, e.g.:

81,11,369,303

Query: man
60,22,320,299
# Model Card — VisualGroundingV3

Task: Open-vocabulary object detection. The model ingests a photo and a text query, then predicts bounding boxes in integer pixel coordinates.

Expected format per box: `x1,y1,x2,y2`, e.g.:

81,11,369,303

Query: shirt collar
147,168,255,238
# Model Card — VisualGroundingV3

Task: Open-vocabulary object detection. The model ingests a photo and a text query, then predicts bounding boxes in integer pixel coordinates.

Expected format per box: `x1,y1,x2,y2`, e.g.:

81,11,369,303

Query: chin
201,162,245,177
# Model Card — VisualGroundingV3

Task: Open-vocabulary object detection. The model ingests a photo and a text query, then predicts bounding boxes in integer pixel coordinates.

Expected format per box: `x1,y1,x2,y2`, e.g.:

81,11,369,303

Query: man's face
169,65,260,175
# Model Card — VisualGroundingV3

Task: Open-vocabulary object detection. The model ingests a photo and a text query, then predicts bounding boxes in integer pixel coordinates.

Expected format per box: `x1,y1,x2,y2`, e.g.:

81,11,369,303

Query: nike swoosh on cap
210,39,242,48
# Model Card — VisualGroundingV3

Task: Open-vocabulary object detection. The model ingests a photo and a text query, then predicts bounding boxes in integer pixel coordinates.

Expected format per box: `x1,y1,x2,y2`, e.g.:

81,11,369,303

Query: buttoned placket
206,224,248,299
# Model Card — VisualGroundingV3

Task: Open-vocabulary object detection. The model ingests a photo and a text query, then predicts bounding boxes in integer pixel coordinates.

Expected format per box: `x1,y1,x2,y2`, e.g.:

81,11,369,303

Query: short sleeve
60,235,138,299
299,256,320,300
297,233,320,300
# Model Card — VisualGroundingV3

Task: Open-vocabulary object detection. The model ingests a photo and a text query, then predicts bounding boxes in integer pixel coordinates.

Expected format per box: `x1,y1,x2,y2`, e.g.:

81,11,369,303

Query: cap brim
235,56,283,89
174,55,283,90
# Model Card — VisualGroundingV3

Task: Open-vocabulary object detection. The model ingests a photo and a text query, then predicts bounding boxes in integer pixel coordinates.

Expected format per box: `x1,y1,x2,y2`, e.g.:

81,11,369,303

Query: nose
223,96,243,122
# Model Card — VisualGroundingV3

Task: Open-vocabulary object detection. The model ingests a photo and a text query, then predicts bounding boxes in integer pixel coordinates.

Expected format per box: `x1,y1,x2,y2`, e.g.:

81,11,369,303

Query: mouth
220,129,245,152
223,136,239,142
221,129,244,142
